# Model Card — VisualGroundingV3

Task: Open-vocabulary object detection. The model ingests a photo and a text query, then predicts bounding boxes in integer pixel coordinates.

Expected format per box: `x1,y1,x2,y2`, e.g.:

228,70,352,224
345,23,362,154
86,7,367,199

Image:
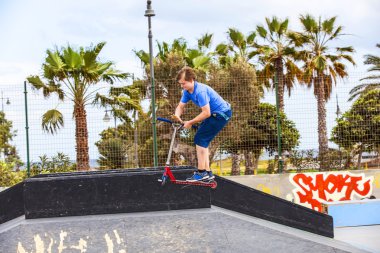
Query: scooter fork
160,122,182,186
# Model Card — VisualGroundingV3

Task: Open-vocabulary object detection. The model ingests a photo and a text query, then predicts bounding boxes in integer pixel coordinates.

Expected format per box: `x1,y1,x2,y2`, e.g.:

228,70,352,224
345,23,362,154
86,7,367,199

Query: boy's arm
174,102,186,122
182,104,211,129
188,104,211,125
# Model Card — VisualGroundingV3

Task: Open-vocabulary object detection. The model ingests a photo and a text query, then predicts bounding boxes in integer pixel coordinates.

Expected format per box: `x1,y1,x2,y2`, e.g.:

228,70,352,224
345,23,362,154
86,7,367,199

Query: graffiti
257,183,281,196
374,173,380,188
289,172,374,212
17,230,126,253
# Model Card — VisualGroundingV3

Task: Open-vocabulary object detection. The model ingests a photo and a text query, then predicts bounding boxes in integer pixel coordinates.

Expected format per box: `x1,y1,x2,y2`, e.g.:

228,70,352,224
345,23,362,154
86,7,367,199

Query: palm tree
215,28,256,66
349,43,380,101
27,42,128,170
289,15,355,170
254,16,302,112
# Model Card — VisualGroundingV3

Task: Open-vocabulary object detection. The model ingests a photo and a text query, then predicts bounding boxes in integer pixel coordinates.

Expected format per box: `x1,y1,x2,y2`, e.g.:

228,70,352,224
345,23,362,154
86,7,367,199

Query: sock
198,169,206,173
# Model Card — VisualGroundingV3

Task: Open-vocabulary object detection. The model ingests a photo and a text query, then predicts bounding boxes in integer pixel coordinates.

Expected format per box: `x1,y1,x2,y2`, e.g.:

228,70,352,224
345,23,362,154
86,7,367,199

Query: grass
210,157,269,176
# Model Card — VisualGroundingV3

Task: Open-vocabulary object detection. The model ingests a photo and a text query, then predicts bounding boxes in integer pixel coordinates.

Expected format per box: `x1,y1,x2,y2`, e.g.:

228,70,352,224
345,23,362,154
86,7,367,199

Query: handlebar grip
157,117,173,124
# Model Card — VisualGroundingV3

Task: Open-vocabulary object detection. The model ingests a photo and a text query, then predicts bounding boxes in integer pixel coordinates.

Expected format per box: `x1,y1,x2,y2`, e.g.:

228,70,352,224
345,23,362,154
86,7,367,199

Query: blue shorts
194,109,232,148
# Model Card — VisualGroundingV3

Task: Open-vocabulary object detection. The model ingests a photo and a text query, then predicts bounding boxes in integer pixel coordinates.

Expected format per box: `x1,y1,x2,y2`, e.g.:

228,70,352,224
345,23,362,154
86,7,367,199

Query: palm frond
42,109,64,135
348,83,380,101
256,25,267,39
133,49,150,66
191,56,211,71
322,16,337,34
197,33,213,50
359,75,380,81
62,45,82,70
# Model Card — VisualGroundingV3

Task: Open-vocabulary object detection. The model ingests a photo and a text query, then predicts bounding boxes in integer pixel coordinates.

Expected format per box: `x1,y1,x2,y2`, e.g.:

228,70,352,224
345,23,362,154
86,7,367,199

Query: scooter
157,117,217,189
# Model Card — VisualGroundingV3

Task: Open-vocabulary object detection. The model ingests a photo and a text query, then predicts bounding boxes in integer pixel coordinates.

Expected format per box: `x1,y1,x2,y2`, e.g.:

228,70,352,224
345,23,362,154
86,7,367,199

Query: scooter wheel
210,181,217,189
161,175,168,186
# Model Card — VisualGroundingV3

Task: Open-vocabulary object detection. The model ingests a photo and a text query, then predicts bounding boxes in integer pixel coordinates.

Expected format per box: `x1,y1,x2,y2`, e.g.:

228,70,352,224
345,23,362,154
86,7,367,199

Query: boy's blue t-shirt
180,81,230,113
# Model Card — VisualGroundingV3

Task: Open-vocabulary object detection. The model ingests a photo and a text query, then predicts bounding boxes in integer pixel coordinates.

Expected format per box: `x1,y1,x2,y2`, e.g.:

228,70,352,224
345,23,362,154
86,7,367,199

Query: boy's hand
171,115,183,124
183,121,192,129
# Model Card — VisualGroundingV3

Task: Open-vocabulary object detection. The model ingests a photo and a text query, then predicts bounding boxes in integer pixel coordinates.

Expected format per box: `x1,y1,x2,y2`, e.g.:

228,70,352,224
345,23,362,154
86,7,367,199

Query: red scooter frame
157,117,217,189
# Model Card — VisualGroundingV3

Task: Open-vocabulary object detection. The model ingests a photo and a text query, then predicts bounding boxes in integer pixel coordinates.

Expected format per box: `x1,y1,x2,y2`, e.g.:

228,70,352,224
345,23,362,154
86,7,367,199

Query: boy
174,67,232,181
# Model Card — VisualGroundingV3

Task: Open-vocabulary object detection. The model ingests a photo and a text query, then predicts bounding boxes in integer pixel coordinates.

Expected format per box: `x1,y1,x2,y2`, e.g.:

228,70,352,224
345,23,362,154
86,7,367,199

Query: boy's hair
176,66,196,82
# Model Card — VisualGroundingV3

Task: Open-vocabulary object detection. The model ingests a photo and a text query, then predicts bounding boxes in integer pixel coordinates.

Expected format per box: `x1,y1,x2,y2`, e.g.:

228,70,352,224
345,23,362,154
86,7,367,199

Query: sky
0,0,379,163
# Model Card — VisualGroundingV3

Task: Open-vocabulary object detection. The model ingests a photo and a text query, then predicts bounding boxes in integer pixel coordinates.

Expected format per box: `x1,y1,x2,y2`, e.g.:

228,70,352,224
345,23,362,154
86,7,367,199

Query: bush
0,161,25,187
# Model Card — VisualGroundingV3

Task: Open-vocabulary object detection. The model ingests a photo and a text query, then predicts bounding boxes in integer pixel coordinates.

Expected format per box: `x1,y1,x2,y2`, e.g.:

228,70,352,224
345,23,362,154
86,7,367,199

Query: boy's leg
205,147,210,171
189,110,232,181
196,145,209,171
185,145,209,182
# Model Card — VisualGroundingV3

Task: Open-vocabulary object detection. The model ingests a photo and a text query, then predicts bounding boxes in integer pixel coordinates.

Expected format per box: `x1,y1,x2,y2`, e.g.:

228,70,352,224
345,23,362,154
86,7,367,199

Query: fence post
24,81,30,177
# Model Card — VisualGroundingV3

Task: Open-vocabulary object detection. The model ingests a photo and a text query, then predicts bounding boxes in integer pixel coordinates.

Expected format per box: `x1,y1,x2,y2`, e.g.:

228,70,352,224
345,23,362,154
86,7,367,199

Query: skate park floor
0,206,376,253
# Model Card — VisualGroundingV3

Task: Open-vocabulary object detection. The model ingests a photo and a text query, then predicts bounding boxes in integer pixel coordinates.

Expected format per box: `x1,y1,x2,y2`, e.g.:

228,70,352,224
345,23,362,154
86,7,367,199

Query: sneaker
186,171,209,182
207,171,215,180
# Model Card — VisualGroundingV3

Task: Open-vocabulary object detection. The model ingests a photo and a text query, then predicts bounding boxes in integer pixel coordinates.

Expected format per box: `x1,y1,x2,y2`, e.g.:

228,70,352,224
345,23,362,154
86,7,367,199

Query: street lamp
103,109,117,133
103,110,111,122
145,0,158,167
336,94,341,119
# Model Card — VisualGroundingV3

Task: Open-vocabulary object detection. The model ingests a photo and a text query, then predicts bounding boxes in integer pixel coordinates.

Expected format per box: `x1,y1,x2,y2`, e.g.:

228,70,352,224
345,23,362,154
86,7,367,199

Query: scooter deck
158,177,218,189
171,179,217,189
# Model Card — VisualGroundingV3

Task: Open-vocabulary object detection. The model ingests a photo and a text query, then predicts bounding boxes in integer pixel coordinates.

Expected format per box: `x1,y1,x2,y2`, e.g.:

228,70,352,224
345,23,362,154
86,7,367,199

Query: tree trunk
253,152,260,175
275,58,285,113
231,152,241,175
316,75,329,170
134,113,139,168
244,150,254,175
357,144,363,170
75,103,90,171
344,151,352,170
208,142,220,165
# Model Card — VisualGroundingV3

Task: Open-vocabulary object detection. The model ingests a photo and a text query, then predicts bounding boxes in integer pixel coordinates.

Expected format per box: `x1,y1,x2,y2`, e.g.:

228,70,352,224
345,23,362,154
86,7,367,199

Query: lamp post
145,0,158,167
24,81,30,177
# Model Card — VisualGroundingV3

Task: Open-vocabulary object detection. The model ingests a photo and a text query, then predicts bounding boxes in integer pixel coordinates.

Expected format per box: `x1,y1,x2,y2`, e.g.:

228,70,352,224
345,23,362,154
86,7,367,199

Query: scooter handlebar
156,117,198,129
157,117,173,124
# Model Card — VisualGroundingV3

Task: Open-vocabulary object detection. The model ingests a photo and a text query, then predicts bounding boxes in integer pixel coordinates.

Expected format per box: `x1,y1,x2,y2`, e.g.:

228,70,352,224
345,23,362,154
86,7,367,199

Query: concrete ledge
0,182,24,224
212,176,334,238
323,199,380,227
24,166,210,219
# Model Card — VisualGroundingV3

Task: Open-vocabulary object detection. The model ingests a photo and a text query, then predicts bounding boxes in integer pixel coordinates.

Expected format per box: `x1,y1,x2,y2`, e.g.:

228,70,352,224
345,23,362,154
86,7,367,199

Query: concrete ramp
0,167,334,238
0,207,364,253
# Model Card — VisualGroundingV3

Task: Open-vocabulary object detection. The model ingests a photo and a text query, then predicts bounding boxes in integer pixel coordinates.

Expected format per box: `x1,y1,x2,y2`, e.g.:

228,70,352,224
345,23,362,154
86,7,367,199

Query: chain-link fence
0,70,379,179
